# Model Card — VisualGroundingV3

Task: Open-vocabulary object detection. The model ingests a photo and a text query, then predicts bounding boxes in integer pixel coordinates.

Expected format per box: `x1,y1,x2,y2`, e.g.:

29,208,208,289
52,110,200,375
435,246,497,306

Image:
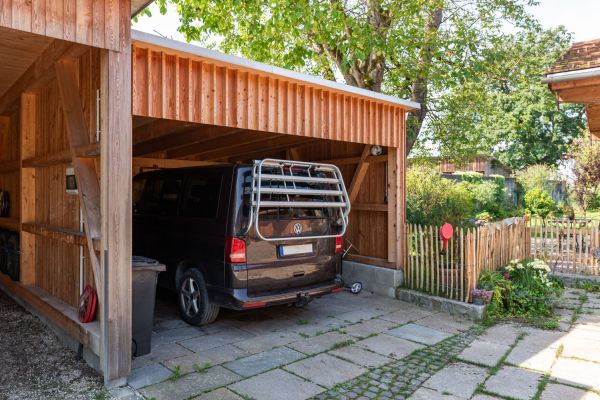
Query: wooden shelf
0,217,20,231
21,222,100,251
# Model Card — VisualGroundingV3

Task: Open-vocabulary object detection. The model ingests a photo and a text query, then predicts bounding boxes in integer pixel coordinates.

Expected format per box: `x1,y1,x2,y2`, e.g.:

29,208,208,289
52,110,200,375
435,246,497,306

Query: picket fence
405,218,530,302
529,218,600,275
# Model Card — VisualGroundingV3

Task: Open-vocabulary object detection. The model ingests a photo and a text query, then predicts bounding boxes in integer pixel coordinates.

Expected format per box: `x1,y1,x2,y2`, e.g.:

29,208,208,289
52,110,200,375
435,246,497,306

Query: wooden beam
22,143,99,168
0,217,20,231
0,160,20,173
387,148,400,264
133,157,225,170
352,203,388,212
287,147,301,160
166,130,266,159
133,125,239,156
20,93,36,285
21,222,100,251
55,59,101,289
344,254,396,269
225,136,317,161
100,47,133,385
348,145,371,203
316,154,387,166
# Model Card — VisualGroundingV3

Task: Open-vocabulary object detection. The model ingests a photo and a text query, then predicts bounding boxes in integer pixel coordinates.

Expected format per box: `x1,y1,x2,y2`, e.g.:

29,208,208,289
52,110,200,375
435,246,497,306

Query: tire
177,268,220,326
6,234,19,281
0,231,7,275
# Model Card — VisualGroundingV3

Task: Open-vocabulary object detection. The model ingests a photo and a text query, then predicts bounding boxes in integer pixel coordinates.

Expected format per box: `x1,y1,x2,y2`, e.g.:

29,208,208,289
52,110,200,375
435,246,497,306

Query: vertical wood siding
132,43,407,147
0,0,129,51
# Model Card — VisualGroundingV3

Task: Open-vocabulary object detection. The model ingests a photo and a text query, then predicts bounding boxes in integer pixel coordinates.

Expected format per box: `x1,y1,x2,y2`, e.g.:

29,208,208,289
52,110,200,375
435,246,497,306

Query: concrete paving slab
518,329,564,352
232,331,302,354
223,346,305,377
344,318,397,338
505,346,556,372
379,307,432,325
334,308,386,324
423,362,488,399
132,343,194,369
287,331,354,355
163,353,220,374
229,369,323,400
199,344,253,365
358,334,424,359
284,353,366,387
471,395,503,400
179,328,255,352
479,323,524,345
139,366,241,400
408,387,465,400
386,323,453,345
415,313,475,334
150,326,206,347
540,383,600,400
192,387,244,400
561,338,600,363
329,345,391,368
551,357,600,390
127,363,173,389
457,339,511,367
485,366,543,400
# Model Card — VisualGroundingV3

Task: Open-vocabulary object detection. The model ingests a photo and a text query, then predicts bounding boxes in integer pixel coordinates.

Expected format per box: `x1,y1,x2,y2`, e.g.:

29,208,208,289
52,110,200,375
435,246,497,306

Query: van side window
182,176,222,218
160,177,182,215
136,177,163,214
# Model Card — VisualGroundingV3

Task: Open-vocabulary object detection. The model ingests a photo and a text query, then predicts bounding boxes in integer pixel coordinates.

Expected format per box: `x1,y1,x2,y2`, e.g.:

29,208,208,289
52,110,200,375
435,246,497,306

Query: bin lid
132,255,166,272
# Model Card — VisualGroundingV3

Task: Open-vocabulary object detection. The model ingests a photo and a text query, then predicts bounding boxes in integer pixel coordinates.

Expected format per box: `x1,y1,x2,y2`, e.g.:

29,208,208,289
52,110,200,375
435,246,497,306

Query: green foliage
455,172,509,217
524,188,555,219
475,212,494,222
407,166,474,226
516,164,557,193
575,280,600,293
570,138,600,216
480,259,563,325
145,0,584,161
561,205,575,220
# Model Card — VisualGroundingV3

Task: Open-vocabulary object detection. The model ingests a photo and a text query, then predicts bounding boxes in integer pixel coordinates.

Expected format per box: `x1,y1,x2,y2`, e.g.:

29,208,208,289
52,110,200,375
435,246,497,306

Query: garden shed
543,38,600,139
0,0,417,386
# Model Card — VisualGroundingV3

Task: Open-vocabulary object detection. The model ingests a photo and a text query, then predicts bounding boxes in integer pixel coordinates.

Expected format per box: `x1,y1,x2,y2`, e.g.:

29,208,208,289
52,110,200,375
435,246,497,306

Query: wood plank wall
132,43,407,148
0,48,99,307
0,0,129,51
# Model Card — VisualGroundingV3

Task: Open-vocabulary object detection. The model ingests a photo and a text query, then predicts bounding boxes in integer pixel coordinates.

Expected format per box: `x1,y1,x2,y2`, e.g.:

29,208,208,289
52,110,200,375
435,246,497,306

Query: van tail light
225,237,247,263
335,236,342,253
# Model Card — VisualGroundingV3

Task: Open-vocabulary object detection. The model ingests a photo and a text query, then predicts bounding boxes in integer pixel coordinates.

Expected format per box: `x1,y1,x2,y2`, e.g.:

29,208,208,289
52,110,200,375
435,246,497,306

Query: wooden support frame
99,47,132,385
348,145,371,203
20,92,36,284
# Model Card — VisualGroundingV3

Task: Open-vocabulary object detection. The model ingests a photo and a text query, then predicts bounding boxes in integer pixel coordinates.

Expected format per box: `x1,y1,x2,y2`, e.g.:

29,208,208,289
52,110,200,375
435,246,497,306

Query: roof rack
245,159,351,241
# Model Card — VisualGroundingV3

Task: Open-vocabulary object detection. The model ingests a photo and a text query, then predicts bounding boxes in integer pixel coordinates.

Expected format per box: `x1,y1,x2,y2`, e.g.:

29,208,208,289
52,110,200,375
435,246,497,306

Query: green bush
524,188,555,219
456,174,508,217
475,211,494,222
478,259,563,324
516,164,557,193
407,166,474,226
561,205,575,220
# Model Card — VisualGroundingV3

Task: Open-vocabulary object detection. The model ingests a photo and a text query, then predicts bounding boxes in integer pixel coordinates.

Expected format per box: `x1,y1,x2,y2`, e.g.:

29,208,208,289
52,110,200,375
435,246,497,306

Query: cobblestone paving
313,327,482,400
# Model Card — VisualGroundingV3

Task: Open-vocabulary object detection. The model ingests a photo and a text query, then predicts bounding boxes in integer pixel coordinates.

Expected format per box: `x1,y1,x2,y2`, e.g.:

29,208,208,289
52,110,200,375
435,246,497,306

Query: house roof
547,38,600,75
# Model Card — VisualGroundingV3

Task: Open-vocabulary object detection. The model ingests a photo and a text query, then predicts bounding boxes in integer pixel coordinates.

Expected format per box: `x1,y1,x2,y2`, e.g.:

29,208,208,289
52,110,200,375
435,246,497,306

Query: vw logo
293,223,303,235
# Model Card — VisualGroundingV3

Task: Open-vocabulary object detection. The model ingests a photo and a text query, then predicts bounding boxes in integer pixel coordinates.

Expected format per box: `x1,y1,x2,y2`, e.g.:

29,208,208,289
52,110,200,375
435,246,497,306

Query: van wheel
178,268,219,325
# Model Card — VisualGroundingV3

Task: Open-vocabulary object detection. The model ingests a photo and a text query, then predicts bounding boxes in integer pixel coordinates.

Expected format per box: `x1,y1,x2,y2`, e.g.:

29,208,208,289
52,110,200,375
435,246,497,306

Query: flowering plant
471,289,493,303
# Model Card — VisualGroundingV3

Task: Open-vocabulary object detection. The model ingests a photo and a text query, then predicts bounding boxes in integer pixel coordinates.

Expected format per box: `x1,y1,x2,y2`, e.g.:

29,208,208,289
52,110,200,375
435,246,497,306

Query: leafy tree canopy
149,0,585,166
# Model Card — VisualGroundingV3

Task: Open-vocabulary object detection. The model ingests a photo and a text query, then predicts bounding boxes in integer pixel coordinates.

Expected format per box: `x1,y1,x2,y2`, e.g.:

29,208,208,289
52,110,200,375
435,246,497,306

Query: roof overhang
132,30,420,111
131,0,155,17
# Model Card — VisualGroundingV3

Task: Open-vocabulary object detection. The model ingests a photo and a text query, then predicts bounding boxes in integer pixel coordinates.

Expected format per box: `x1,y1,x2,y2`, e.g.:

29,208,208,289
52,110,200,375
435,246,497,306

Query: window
181,176,222,218
134,175,182,215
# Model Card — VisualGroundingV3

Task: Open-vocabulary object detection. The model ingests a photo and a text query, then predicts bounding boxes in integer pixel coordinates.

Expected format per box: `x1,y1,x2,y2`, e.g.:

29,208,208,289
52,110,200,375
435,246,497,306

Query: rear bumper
211,280,344,310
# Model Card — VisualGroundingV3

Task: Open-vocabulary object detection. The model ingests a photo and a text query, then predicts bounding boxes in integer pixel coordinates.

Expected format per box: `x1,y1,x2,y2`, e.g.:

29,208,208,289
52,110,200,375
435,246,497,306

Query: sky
133,0,600,45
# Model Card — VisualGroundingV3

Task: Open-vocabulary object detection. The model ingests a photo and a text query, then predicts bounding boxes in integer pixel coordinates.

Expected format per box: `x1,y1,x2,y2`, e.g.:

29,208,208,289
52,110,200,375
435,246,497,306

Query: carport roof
132,30,420,111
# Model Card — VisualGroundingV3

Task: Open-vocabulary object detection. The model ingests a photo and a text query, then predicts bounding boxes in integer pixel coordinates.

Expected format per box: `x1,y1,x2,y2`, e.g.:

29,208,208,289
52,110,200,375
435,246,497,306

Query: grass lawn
574,208,600,220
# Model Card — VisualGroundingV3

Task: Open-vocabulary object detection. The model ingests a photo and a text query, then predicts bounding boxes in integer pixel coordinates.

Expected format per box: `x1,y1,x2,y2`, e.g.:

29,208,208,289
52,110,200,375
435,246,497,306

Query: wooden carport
544,38,600,139
0,2,418,386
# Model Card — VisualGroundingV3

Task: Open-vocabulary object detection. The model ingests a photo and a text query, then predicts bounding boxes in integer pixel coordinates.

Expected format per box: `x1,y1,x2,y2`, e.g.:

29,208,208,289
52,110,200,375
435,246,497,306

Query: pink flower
503,273,510,279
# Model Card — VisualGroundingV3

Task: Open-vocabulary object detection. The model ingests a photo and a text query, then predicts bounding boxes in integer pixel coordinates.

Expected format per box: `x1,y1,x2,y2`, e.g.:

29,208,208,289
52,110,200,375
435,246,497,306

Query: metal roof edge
542,66,600,84
132,30,421,111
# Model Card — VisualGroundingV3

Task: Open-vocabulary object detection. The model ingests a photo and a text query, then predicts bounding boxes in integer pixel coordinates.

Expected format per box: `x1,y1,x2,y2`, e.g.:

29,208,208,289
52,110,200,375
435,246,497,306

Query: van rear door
240,160,349,296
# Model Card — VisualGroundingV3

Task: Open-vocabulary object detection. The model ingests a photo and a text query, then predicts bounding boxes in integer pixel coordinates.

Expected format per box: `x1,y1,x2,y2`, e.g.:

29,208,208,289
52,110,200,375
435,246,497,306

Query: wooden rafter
224,136,315,161
348,145,371,203
54,59,102,289
134,125,240,156
167,130,266,159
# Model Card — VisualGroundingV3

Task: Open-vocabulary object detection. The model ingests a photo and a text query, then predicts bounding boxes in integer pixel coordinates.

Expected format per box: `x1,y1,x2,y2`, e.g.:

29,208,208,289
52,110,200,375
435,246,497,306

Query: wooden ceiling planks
132,41,411,147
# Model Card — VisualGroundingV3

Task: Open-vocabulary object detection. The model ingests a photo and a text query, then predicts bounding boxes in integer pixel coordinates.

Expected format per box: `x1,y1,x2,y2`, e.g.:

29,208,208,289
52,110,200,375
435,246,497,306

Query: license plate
279,244,313,256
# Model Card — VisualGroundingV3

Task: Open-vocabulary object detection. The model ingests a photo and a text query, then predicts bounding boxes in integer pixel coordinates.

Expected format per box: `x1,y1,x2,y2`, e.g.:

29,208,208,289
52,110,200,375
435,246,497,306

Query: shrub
479,259,563,324
516,164,557,193
561,205,575,220
524,188,555,219
475,211,494,222
407,166,474,226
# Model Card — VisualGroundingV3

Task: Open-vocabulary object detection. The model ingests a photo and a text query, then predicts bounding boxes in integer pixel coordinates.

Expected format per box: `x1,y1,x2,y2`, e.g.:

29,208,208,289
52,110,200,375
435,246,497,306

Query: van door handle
293,271,305,277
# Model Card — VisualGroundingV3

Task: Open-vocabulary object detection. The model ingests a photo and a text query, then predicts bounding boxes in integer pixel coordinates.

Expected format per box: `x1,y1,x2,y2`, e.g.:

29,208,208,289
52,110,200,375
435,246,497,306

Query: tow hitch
294,292,312,307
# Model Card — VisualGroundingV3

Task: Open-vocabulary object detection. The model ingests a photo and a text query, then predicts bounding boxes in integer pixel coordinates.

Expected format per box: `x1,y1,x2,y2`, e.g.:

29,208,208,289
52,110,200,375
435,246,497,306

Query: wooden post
19,93,36,285
99,47,132,386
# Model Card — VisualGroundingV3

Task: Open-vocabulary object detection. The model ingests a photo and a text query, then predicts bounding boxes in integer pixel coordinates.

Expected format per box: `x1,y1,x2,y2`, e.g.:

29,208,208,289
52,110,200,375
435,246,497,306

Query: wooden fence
405,218,530,302
529,218,600,275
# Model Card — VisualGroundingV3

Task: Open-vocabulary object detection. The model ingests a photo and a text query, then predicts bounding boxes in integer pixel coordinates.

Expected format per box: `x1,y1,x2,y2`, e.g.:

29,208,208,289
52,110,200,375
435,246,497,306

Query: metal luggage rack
245,158,351,241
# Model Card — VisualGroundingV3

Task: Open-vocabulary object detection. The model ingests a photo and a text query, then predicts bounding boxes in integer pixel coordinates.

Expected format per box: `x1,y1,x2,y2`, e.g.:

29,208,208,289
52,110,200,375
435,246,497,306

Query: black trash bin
132,256,166,357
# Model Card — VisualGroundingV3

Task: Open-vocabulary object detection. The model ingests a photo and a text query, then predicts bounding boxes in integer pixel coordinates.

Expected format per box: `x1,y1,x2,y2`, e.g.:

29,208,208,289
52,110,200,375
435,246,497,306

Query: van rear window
242,172,331,220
